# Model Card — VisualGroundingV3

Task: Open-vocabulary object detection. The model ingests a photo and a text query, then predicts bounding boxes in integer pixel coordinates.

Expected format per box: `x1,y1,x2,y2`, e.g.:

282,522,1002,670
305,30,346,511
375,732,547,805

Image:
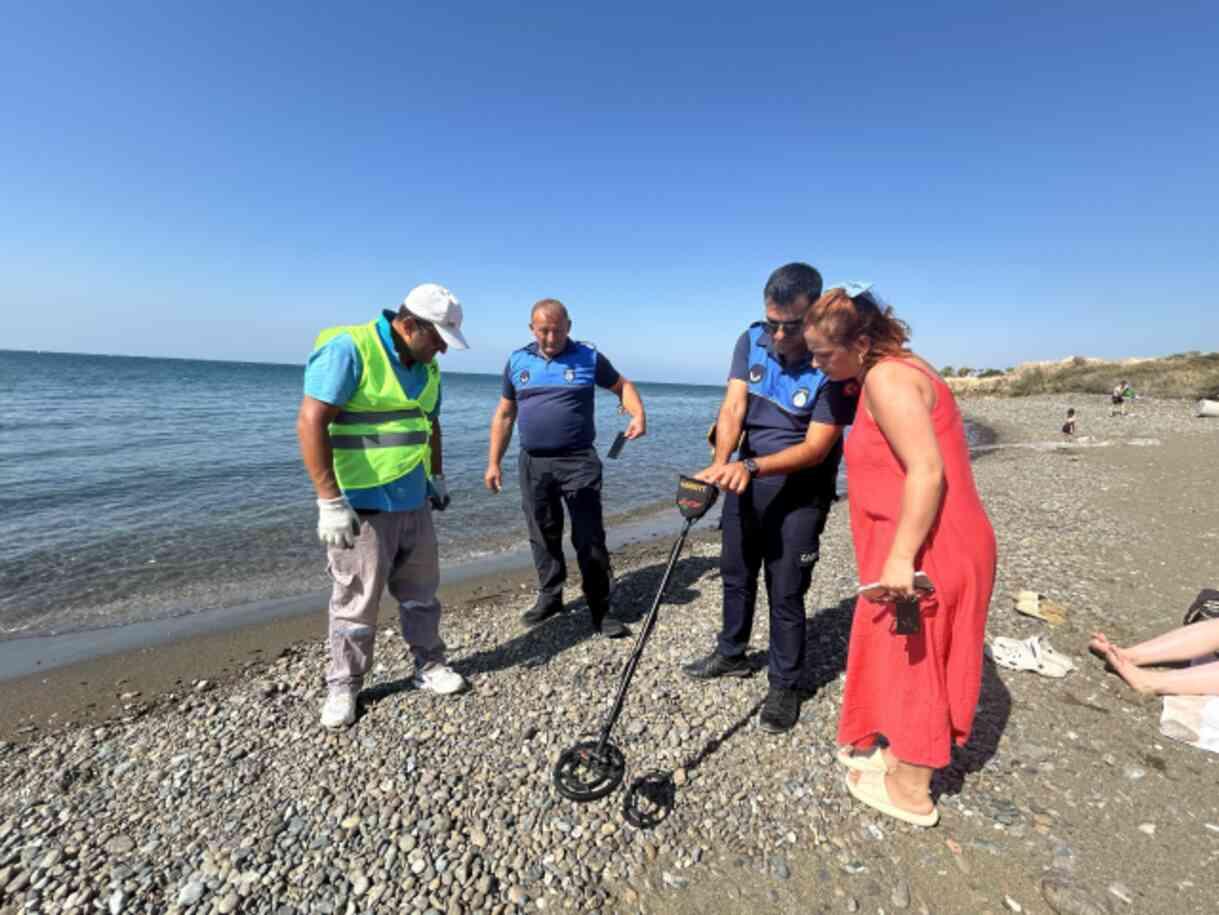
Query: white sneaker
412,662,466,695
320,686,357,729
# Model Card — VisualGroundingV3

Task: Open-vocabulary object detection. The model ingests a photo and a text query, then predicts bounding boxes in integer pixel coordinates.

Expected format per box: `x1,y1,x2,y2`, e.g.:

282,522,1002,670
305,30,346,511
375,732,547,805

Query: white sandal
987,637,1070,678
1027,635,1075,672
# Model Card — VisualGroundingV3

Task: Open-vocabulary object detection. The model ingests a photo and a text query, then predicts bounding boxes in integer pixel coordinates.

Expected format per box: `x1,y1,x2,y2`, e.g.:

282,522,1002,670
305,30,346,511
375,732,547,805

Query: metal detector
553,474,719,823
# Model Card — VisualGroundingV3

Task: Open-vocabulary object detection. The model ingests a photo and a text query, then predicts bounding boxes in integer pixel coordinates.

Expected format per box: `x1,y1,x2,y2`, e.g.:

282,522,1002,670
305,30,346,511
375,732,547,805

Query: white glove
317,496,361,548
428,475,451,511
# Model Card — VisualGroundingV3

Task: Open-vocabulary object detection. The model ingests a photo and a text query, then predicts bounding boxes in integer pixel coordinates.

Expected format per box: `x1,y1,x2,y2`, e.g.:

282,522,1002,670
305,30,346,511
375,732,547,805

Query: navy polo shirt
502,341,620,453
728,323,857,498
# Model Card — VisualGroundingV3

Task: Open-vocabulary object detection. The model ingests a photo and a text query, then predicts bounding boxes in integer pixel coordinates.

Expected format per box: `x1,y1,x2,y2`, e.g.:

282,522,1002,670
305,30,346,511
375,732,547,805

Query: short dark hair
764,262,823,308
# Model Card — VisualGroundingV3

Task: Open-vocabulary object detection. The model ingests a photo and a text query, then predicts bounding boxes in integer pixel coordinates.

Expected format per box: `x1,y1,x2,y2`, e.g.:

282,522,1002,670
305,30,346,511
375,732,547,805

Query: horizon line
0,347,724,389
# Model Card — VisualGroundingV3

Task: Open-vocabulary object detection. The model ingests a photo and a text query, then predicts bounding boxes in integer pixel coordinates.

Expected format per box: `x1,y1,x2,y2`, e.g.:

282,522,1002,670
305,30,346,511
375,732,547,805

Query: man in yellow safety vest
297,283,470,729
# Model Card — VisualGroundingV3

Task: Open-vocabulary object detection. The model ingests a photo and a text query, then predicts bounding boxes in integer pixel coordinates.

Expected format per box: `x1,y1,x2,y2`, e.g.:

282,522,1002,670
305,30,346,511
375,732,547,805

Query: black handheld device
607,431,627,459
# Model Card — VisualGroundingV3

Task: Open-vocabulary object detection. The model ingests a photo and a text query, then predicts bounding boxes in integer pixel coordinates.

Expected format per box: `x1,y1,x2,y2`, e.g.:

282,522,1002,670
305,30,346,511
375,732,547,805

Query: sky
2,1,1216,384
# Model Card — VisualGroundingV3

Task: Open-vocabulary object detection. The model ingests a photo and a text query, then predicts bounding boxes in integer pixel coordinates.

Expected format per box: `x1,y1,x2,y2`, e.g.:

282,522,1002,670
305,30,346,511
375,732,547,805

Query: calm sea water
0,350,729,639
0,350,985,641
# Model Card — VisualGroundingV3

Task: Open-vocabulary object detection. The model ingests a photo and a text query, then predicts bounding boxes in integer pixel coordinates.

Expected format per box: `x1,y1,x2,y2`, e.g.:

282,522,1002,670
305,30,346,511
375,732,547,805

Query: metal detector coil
552,473,719,821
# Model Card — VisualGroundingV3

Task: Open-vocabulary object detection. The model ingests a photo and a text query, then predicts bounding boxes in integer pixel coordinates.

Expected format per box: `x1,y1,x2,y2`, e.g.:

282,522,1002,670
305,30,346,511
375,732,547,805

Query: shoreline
0,511,715,742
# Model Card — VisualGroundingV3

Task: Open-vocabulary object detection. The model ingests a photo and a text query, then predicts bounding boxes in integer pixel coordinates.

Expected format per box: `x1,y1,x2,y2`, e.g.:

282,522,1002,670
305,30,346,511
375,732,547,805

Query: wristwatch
743,458,760,478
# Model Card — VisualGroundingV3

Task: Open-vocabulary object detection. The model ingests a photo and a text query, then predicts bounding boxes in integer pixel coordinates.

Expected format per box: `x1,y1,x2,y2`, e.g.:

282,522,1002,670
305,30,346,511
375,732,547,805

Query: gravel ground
1,395,1217,915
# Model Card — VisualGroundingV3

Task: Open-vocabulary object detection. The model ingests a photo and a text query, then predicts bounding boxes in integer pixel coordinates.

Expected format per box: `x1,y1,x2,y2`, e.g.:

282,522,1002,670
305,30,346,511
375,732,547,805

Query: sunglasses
763,316,806,335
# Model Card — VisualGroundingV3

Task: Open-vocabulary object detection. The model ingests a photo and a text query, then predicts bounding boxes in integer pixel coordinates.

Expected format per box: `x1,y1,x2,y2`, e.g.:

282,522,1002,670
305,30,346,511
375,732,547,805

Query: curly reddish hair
805,287,912,371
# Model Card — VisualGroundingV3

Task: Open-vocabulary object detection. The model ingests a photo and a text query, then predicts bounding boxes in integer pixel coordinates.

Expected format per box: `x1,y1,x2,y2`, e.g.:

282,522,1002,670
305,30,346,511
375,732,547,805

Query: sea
0,350,732,640
0,349,984,642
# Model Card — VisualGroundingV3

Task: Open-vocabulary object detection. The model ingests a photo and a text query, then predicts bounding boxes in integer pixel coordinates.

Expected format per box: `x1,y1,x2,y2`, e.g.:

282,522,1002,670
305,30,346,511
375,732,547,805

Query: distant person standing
683,262,857,734
298,284,471,730
484,299,645,638
1061,408,1076,436
1111,381,1127,416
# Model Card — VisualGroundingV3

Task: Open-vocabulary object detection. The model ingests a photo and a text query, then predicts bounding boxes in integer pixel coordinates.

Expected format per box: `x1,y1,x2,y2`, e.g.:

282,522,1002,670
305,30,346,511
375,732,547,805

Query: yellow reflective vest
313,320,439,491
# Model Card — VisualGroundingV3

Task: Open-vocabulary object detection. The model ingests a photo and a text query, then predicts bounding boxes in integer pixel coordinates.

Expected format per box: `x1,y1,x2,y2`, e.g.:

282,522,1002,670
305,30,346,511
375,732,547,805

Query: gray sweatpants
325,507,446,688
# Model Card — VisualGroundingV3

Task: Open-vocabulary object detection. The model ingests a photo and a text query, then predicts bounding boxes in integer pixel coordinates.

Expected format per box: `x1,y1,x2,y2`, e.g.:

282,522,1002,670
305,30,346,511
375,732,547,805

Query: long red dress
836,358,997,769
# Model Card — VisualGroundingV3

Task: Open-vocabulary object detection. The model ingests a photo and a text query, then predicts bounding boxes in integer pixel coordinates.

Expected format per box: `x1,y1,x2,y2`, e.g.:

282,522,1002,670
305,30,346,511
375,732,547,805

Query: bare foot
1088,631,1113,658
1091,632,1142,668
1106,645,1158,696
884,773,936,816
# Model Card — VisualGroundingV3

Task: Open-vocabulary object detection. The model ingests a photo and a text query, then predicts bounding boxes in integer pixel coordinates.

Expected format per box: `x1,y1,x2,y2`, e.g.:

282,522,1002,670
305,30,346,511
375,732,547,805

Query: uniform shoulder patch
792,387,811,408
748,363,765,383
518,369,531,385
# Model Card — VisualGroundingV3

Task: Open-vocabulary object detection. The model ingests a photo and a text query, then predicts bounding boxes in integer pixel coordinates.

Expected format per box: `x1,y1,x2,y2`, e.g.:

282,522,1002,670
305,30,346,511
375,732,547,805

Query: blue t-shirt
728,323,857,499
502,341,620,453
303,310,440,511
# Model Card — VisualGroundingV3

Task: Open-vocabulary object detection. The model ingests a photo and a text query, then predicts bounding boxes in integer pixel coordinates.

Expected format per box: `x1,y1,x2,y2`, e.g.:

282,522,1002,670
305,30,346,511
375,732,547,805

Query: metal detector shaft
594,517,695,754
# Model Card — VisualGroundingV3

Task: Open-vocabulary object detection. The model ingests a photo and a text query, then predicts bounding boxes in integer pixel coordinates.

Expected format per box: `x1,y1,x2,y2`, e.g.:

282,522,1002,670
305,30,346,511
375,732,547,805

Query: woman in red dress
803,284,996,827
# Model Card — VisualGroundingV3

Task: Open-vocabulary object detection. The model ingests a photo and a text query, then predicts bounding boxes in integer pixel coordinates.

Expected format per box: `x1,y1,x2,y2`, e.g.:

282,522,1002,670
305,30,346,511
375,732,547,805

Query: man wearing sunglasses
685,262,857,734
298,283,471,730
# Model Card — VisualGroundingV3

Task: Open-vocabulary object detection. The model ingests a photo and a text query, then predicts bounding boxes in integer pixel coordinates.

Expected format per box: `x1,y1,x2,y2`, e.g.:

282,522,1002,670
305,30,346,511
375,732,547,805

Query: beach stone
1108,883,1133,905
662,871,688,889
217,891,240,913
892,879,911,909
177,880,205,906
105,835,135,855
1040,877,1110,915
5,871,30,895
107,889,125,914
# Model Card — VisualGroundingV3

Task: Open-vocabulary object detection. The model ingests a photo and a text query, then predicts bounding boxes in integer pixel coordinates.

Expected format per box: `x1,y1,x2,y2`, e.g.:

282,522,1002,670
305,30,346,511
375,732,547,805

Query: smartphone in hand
857,571,934,601
607,431,627,459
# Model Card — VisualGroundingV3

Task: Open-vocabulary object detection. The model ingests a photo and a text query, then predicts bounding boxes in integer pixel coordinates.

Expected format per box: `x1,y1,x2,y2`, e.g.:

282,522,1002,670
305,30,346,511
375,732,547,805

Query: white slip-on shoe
413,662,467,695
320,686,357,729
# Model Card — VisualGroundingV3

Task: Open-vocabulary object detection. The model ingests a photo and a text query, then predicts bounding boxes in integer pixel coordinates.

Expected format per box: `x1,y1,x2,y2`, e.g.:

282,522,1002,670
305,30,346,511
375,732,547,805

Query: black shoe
521,596,564,626
758,687,800,733
593,614,630,639
682,650,752,680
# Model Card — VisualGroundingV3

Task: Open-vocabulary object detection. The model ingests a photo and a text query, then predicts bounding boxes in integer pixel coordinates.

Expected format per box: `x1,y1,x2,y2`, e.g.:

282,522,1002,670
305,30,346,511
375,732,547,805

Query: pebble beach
2,394,1217,915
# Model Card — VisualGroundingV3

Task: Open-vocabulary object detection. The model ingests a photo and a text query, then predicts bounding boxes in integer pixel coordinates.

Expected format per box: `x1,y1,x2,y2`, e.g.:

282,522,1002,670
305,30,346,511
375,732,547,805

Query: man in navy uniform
485,298,646,638
684,263,857,733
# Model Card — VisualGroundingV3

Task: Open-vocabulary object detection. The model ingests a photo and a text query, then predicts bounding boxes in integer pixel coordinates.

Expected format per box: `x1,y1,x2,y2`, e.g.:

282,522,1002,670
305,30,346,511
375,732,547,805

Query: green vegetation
951,352,1219,400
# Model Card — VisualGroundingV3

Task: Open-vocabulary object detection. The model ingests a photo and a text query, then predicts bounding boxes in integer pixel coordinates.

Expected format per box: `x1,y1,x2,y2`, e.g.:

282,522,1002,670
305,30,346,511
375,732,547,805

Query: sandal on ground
836,746,890,773
1012,590,1067,626
986,637,1070,678
1028,635,1075,672
843,769,939,827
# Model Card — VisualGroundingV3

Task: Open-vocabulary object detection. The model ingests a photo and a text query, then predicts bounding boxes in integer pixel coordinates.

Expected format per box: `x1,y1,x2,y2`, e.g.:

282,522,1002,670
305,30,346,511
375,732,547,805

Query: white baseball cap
402,283,469,350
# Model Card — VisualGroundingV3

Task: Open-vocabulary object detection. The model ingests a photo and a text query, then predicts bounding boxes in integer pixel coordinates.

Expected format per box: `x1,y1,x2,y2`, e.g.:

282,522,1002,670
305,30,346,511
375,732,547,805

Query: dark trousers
519,448,611,612
717,480,828,689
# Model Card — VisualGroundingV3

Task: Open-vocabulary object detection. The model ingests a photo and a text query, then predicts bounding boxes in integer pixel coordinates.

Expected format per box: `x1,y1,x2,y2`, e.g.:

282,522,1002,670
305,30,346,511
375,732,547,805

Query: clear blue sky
3,1,1216,383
